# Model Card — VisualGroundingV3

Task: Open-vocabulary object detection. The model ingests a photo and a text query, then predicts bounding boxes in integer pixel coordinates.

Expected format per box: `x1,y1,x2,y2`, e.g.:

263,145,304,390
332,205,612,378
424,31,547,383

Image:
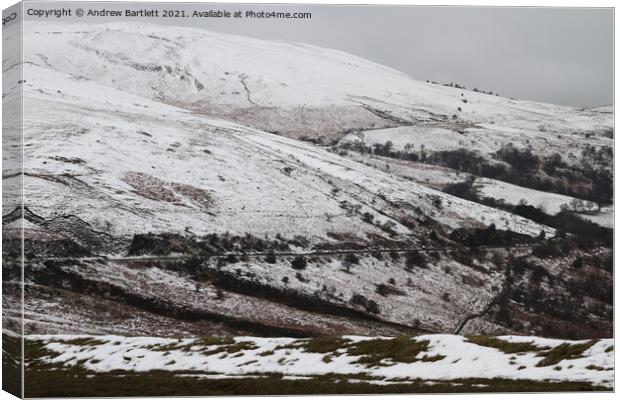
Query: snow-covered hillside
2,20,613,361
23,22,612,144
19,21,613,224
7,62,553,246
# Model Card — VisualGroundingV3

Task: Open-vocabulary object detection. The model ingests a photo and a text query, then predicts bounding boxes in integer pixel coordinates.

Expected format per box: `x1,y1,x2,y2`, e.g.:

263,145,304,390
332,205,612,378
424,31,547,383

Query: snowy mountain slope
1,20,612,344
22,21,612,148
341,151,601,215
342,120,611,165
8,63,553,247
2,64,567,338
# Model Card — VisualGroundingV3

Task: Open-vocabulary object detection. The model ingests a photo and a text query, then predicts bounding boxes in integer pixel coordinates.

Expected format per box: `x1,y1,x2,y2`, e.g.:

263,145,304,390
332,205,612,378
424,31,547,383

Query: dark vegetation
425,80,499,96
350,294,380,314
128,232,292,256
467,336,600,368
466,336,549,354
346,337,436,366
434,145,612,205
536,340,598,367
24,370,607,397
3,236,91,260
375,283,406,297
496,251,613,339
209,268,408,331
442,176,480,202
449,224,533,248
342,140,612,205
442,179,612,248
339,140,420,162
291,255,307,270
511,205,612,248
405,252,428,270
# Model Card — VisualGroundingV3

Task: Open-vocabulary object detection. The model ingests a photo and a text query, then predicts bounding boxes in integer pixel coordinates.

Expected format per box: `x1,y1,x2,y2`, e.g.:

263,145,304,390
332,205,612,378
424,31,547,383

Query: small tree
265,252,277,264
362,212,374,224
291,255,307,270
383,140,393,154
344,253,360,265
572,257,584,269
366,300,380,314
405,252,427,271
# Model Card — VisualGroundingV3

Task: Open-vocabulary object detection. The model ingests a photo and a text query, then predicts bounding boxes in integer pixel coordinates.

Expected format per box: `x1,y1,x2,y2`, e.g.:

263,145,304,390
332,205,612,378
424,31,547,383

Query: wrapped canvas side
2,2,24,398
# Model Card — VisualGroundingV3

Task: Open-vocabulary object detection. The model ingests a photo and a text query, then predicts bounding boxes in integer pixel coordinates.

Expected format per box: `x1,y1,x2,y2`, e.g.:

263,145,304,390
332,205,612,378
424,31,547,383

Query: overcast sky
26,3,614,107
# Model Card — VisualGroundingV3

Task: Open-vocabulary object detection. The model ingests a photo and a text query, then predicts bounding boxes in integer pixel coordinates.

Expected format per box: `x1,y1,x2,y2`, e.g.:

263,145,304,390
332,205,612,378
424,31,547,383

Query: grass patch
24,370,610,397
536,340,598,367
276,336,352,354
25,339,66,371
57,338,109,346
146,337,235,353
203,342,258,356
419,355,446,362
278,337,445,367
467,336,549,354
145,336,256,356
347,337,430,367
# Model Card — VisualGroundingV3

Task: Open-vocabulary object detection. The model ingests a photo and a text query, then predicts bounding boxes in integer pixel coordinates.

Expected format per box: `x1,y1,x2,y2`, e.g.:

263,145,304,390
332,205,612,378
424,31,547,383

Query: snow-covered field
28,334,614,388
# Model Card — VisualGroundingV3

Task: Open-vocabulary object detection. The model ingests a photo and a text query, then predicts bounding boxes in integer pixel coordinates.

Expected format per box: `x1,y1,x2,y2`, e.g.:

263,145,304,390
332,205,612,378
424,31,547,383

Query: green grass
56,338,109,346
467,336,550,354
536,340,598,367
277,336,441,367
24,369,609,397
146,336,234,352
347,336,431,366
465,336,600,368
276,336,352,354
145,336,256,356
